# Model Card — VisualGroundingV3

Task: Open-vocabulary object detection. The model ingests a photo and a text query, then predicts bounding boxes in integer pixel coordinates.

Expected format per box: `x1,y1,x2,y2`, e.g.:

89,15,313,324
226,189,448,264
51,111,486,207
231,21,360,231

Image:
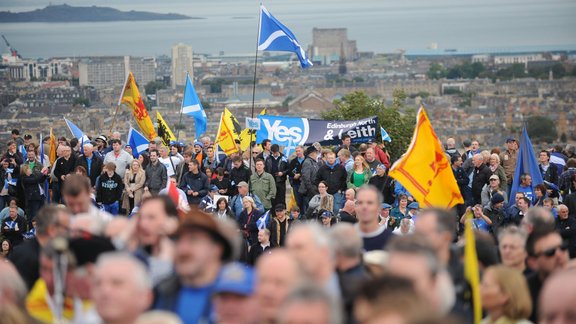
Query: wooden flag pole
176,71,188,142
110,73,130,134
248,3,262,194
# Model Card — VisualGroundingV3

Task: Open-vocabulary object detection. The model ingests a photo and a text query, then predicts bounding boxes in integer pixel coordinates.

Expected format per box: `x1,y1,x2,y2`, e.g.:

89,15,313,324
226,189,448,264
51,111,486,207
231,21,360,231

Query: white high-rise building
171,43,193,89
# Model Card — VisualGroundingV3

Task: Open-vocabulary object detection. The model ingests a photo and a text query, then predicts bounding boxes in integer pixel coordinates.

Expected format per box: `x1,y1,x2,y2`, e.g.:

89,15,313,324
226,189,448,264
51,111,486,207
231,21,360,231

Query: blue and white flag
258,5,313,69
380,127,392,142
18,143,27,161
256,210,271,230
127,127,149,158
181,74,207,140
284,137,295,158
64,118,90,145
40,133,50,203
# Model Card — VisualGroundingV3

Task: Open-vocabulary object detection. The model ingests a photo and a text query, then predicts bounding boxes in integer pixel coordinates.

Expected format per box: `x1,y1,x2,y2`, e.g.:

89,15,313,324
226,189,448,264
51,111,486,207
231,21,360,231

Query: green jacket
347,168,372,189
250,171,277,210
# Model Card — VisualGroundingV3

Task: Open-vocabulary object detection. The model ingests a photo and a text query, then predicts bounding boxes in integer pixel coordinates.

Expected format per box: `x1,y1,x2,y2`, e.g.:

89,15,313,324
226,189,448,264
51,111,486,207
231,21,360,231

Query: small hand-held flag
388,107,463,208
120,72,157,140
380,126,392,142
240,108,267,151
127,127,149,158
257,210,271,230
258,5,313,68
40,133,50,203
156,111,177,146
464,210,482,324
181,73,207,140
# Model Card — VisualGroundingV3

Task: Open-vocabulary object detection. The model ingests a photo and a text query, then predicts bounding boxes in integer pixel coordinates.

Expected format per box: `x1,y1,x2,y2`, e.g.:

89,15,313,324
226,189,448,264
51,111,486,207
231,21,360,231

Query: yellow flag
464,210,482,324
49,128,57,165
156,111,176,146
119,72,157,140
388,107,463,208
215,108,240,155
287,189,297,211
239,108,267,151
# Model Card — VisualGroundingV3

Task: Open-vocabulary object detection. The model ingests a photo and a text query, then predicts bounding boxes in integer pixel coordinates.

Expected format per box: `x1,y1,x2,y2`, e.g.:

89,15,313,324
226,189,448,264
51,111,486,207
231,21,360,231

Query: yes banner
256,115,378,147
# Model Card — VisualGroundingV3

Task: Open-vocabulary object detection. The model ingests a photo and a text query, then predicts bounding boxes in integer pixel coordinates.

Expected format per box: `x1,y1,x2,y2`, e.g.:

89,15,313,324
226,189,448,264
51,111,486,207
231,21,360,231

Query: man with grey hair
286,223,341,299
522,206,556,234
445,137,459,160
385,235,455,315
92,252,153,324
75,142,103,187
0,261,28,309
498,226,529,273
278,285,342,324
331,223,371,322
555,204,576,257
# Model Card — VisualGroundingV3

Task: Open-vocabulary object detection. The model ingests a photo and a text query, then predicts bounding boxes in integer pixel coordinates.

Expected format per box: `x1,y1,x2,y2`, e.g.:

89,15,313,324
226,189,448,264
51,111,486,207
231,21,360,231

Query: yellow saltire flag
215,108,241,155
239,108,267,151
156,111,176,146
49,128,57,165
464,210,482,324
119,72,157,140
388,107,464,208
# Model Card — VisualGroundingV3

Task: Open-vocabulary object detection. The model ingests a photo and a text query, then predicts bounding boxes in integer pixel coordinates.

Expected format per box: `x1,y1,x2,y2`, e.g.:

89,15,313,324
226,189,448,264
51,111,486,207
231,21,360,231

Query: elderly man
556,204,576,257
286,223,341,299
255,250,303,323
153,211,233,323
355,186,394,251
75,143,103,187
230,182,263,219
92,252,153,324
472,153,492,205
498,226,529,274
103,139,133,179
538,269,576,324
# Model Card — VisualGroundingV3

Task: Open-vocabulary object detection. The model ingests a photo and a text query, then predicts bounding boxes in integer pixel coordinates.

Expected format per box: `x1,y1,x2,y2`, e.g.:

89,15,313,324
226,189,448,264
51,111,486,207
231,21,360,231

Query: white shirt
158,156,181,177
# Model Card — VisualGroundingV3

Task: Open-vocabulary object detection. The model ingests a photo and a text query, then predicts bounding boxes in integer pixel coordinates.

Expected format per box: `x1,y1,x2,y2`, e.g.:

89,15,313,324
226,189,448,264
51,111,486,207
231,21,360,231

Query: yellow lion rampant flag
119,72,157,140
388,107,463,208
215,108,241,155
156,111,177,146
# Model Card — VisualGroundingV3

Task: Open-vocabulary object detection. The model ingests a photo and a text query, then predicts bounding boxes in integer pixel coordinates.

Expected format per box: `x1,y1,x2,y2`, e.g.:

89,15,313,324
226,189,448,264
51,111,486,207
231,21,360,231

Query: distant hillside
0,4,199,23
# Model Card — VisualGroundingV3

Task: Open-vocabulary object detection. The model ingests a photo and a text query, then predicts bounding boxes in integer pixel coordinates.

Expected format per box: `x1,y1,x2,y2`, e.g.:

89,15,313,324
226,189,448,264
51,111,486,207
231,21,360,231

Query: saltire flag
215,108,242,155
258,5,313,68
283,136,295,158
49,128,57,165
40,133,50,203
464,209,482,324
156,111,177,146
257,210,271,230
508,127,544,206
64,118,91,153
239,108,267,151
127,127,149,158
380,126,392,142
120,72,157,140
389,107,464,208
181,73,207,140
163,179,190,219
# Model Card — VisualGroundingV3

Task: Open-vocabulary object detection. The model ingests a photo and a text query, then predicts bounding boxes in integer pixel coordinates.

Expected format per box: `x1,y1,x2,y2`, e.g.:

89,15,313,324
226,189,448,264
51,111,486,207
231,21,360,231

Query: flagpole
248,3,262,194
110,72,130,134
176,72,188,142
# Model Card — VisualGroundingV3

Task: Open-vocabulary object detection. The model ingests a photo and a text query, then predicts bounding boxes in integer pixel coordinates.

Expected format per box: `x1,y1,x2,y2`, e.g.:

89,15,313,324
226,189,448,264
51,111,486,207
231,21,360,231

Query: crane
1,35,20,58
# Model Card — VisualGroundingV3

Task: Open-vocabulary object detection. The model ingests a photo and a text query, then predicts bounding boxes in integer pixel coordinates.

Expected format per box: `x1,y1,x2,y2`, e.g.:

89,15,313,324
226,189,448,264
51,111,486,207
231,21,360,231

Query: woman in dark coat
20,164,48,226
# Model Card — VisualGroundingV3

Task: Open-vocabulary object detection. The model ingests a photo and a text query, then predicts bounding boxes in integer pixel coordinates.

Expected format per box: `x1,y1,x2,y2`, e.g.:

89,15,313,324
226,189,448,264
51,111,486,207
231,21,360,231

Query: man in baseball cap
229,181,263,218
212,262,259,324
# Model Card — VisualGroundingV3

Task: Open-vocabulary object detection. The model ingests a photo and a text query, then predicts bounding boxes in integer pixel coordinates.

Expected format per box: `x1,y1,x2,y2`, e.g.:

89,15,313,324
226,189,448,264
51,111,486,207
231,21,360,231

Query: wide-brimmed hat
176,209,233,262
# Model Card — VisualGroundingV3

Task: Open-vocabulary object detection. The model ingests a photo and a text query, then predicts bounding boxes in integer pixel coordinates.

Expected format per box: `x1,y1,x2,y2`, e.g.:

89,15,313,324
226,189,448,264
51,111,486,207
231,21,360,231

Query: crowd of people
0,127,576,324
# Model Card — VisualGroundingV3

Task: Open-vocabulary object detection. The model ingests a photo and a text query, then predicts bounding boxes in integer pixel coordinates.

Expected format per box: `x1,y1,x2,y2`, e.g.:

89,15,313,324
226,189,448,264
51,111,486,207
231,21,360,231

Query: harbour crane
2,35,20,58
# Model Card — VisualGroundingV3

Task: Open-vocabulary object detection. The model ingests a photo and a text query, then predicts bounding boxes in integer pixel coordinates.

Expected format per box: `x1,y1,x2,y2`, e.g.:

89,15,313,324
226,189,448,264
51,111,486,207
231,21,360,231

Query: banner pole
248,3,262,195
176,72,187,142
110,73,130,134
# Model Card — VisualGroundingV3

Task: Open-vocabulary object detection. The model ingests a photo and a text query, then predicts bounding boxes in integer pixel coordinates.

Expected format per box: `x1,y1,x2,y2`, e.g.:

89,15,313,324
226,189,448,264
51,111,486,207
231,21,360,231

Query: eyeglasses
252,152,259,155
535,242,569,257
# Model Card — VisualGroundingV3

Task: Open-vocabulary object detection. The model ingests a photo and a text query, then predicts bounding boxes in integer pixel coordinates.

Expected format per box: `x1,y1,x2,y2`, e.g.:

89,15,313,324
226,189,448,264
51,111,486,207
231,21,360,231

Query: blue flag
64,118,90,148
380,127,392,142
127,127,149,158
181,74,207,140
284,137,295,158
508,127,544,206
256,210,271,230
18,144,27,161
258,5,313,69
39,133,50,203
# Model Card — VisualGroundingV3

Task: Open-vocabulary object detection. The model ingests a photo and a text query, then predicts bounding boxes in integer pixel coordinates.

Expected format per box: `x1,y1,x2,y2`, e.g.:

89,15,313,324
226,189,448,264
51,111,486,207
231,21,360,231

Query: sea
0,0,575,59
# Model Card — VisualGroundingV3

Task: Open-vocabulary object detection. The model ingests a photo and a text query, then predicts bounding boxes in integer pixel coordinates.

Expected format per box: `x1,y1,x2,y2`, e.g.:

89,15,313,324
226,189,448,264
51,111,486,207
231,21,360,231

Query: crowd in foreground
0,128,575,324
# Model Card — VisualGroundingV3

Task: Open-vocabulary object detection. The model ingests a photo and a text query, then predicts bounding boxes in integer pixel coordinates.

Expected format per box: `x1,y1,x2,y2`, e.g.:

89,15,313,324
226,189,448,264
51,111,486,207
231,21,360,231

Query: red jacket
374,146,390,169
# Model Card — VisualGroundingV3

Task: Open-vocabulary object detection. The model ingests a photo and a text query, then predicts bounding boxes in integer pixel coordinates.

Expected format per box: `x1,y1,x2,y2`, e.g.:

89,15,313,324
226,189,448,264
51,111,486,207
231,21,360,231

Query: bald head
539,269,576,324
256,250,303,322
0,262,27,308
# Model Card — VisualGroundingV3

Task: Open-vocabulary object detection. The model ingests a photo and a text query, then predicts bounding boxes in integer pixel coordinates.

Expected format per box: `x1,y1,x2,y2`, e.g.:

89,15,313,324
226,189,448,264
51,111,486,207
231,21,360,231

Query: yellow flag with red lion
119,72,157,140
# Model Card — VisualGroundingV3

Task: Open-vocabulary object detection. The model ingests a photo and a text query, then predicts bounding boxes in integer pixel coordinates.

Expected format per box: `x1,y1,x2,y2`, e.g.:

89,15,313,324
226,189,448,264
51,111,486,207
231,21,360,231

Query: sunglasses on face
535,242,569,258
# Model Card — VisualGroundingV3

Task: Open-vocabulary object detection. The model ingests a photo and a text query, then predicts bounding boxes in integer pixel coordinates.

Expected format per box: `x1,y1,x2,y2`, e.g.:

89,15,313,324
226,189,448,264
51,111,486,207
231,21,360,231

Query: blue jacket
230,194,263,219
179,171,209,205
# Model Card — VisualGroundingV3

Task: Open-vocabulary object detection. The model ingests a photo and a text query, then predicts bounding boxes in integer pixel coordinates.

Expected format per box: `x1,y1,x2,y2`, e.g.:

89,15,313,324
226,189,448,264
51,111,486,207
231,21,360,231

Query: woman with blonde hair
489,153,508,192
347,155,372,189
122,159,146,215
238,196,262,245
480,265,532,324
